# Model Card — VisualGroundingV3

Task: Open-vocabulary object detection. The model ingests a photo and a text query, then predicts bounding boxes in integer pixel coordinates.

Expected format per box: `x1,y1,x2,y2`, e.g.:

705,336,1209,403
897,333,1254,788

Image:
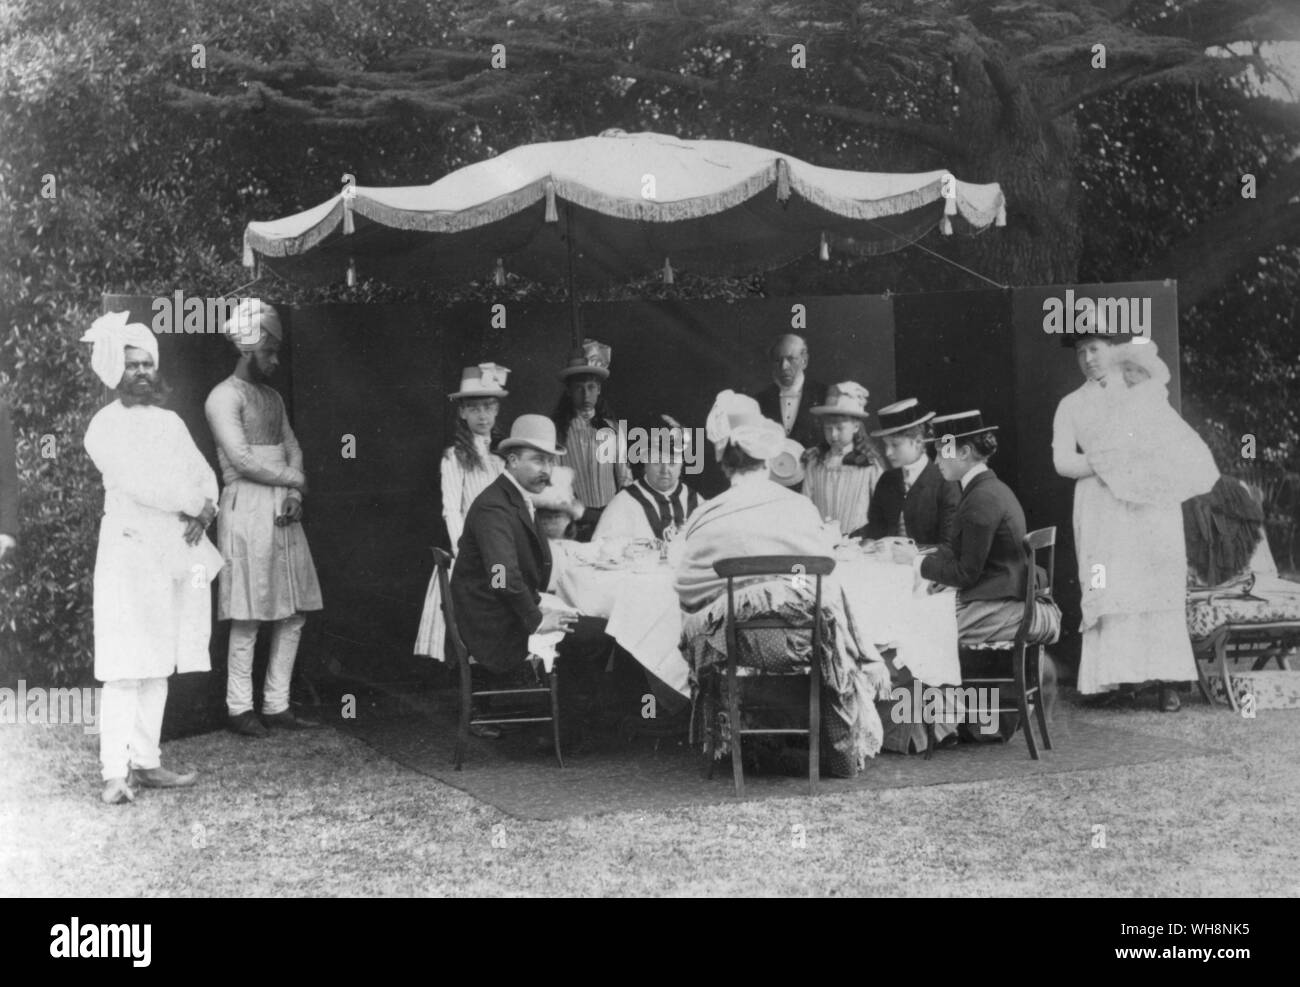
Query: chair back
431,547,471,668
1014,527,1056,647
712,555,836,668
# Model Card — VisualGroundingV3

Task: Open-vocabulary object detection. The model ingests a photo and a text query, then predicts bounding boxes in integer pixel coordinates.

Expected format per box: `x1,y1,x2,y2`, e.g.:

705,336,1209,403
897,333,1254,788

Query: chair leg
808,676,820,796
549,667,564,769
727,676,745,798
1194,646,1215,706
1032,645,1052,751
1015,644,1039,760
455,664,472,771
1218,636,1238,713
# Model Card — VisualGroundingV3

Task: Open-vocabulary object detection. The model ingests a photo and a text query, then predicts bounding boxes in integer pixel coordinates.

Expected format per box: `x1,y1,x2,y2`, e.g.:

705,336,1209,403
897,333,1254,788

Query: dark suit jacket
919,468,1028,603
754,379,827,450
0,400,18,538
450,473,552,674
853,459,959,546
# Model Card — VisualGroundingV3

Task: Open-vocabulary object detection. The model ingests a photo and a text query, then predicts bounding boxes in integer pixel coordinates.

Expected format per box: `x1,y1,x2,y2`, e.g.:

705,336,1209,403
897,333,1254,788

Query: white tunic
84,402,223,681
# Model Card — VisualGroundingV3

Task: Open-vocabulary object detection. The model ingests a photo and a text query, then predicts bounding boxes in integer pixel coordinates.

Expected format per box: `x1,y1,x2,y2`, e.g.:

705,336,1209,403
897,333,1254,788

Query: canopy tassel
662,257,674,285
776,158,791,203
545,180,558,222
494,257,506,286
944,193,958,216
346,257,357,287
819,232,830,261
343,196,355,236
995,202,1007,227
242,232,254,268
940,216,953,235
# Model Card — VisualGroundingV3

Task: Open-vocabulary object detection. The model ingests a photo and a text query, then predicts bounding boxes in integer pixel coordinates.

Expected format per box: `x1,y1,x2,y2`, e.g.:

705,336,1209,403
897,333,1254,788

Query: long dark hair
809,416,884,469
551,386,615,447
450,408,504,472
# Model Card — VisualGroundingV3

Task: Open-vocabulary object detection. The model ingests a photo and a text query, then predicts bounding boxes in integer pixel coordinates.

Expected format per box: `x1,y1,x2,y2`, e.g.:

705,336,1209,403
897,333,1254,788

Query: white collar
959,462,989,491
778,372,805,398
730,469,772,489
473,432,492,449
638,478,680,501
503,470,535,516
901,456,928,486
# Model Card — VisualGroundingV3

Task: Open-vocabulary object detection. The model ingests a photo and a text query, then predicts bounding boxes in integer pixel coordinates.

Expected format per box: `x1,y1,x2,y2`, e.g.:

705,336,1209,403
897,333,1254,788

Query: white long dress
1053,379,1195,692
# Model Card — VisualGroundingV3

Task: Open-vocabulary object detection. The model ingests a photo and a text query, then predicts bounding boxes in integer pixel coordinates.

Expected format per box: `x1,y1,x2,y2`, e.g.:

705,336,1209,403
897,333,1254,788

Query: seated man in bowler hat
451,414,617,736
852,397,960,548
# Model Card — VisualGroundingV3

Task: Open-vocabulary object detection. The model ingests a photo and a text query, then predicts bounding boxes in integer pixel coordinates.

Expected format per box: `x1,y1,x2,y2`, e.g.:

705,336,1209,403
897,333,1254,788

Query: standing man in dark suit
0,396,18,565
852,398,959,548
754,334,827,450
451,414,578,679
889,411,1029,646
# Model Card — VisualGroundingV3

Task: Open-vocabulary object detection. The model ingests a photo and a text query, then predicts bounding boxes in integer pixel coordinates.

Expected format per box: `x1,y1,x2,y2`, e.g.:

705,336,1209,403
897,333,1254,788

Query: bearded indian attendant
81,312,222,804
205,299,323,737
551,339,630,539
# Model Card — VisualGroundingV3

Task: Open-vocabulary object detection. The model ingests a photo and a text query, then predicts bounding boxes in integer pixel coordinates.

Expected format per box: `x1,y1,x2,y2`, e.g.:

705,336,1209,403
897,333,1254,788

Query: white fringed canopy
243,131,1006,287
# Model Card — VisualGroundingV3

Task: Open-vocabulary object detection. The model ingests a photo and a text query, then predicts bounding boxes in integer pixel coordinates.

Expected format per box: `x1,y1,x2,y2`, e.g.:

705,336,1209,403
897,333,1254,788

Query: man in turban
205,299,323,737
81,311,221,804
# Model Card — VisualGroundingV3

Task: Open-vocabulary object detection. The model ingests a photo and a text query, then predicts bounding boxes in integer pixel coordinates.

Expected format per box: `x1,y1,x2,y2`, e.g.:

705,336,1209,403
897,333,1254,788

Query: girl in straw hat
803,382,885,537
414,363,509,660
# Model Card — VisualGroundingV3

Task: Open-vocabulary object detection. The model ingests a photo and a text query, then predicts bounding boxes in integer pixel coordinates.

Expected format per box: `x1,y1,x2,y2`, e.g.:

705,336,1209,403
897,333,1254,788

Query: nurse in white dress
1052,331,1211,711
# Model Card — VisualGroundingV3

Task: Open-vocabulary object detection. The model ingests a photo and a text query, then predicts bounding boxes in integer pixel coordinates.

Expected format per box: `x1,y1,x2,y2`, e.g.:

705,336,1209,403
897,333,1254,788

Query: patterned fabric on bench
1186,577,1300,642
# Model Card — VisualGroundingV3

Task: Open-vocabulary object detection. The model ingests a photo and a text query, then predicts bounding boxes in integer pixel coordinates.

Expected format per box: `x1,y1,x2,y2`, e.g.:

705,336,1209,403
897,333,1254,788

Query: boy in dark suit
852,398,959,548
889,411,1029,645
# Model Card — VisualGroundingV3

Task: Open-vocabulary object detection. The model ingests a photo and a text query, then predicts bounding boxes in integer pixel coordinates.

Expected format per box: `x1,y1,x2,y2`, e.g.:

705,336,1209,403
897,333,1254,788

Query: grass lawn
2,693,1298,897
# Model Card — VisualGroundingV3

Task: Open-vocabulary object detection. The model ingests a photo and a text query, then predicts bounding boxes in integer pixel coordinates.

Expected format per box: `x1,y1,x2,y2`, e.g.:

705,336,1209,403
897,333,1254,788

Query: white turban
705,390,786,462
222,298,282,351
80,311,159,389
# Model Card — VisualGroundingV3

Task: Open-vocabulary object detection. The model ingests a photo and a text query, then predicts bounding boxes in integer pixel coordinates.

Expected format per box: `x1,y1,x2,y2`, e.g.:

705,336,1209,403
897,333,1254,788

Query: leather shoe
101,777,136,805
132,766,197,789
263,709,321,730
228,710,269,737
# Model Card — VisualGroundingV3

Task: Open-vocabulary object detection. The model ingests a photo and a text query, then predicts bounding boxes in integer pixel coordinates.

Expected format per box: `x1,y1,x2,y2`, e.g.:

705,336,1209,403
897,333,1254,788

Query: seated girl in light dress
802,382,884,538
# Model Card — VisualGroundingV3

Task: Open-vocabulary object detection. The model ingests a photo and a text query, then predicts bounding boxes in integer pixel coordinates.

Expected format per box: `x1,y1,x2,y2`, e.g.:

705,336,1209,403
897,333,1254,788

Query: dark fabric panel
893,289,1018,491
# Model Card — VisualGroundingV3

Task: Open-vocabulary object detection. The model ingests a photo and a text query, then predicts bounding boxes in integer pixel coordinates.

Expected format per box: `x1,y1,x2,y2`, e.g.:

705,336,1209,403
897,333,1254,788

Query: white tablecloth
554,547,960,696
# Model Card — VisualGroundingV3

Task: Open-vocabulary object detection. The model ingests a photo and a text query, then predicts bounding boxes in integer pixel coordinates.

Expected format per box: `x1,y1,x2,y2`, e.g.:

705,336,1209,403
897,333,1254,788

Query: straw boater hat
925,410,998,442
810,381,871,419
705,390,785,461
449,362,510,400
558,339,612,381
768,438,806,487
871,397,936,437
498,414,566,456
530,465,585,520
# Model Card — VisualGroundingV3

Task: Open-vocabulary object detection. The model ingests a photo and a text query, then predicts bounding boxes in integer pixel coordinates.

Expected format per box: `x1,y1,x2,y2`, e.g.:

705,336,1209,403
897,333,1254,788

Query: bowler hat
499,414,566,456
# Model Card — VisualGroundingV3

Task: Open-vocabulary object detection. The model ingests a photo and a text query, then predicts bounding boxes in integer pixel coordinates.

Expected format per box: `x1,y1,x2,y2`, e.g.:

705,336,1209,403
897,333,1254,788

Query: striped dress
803,451,882,538
563,415,630,510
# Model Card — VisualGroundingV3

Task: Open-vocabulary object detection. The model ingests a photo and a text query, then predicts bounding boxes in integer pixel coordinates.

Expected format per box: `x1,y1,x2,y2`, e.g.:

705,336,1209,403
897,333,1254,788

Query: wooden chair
955,527,1056,760
702,555,835,796
431,548,563,771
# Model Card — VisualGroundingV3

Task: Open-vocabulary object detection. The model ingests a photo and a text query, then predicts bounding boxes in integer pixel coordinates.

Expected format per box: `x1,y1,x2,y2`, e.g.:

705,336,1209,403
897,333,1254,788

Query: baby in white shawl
1089,339,1218,506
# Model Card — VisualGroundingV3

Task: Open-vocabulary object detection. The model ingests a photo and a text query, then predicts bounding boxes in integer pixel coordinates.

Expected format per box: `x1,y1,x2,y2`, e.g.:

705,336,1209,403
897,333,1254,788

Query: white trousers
226,614,306,716
99,677,168,781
